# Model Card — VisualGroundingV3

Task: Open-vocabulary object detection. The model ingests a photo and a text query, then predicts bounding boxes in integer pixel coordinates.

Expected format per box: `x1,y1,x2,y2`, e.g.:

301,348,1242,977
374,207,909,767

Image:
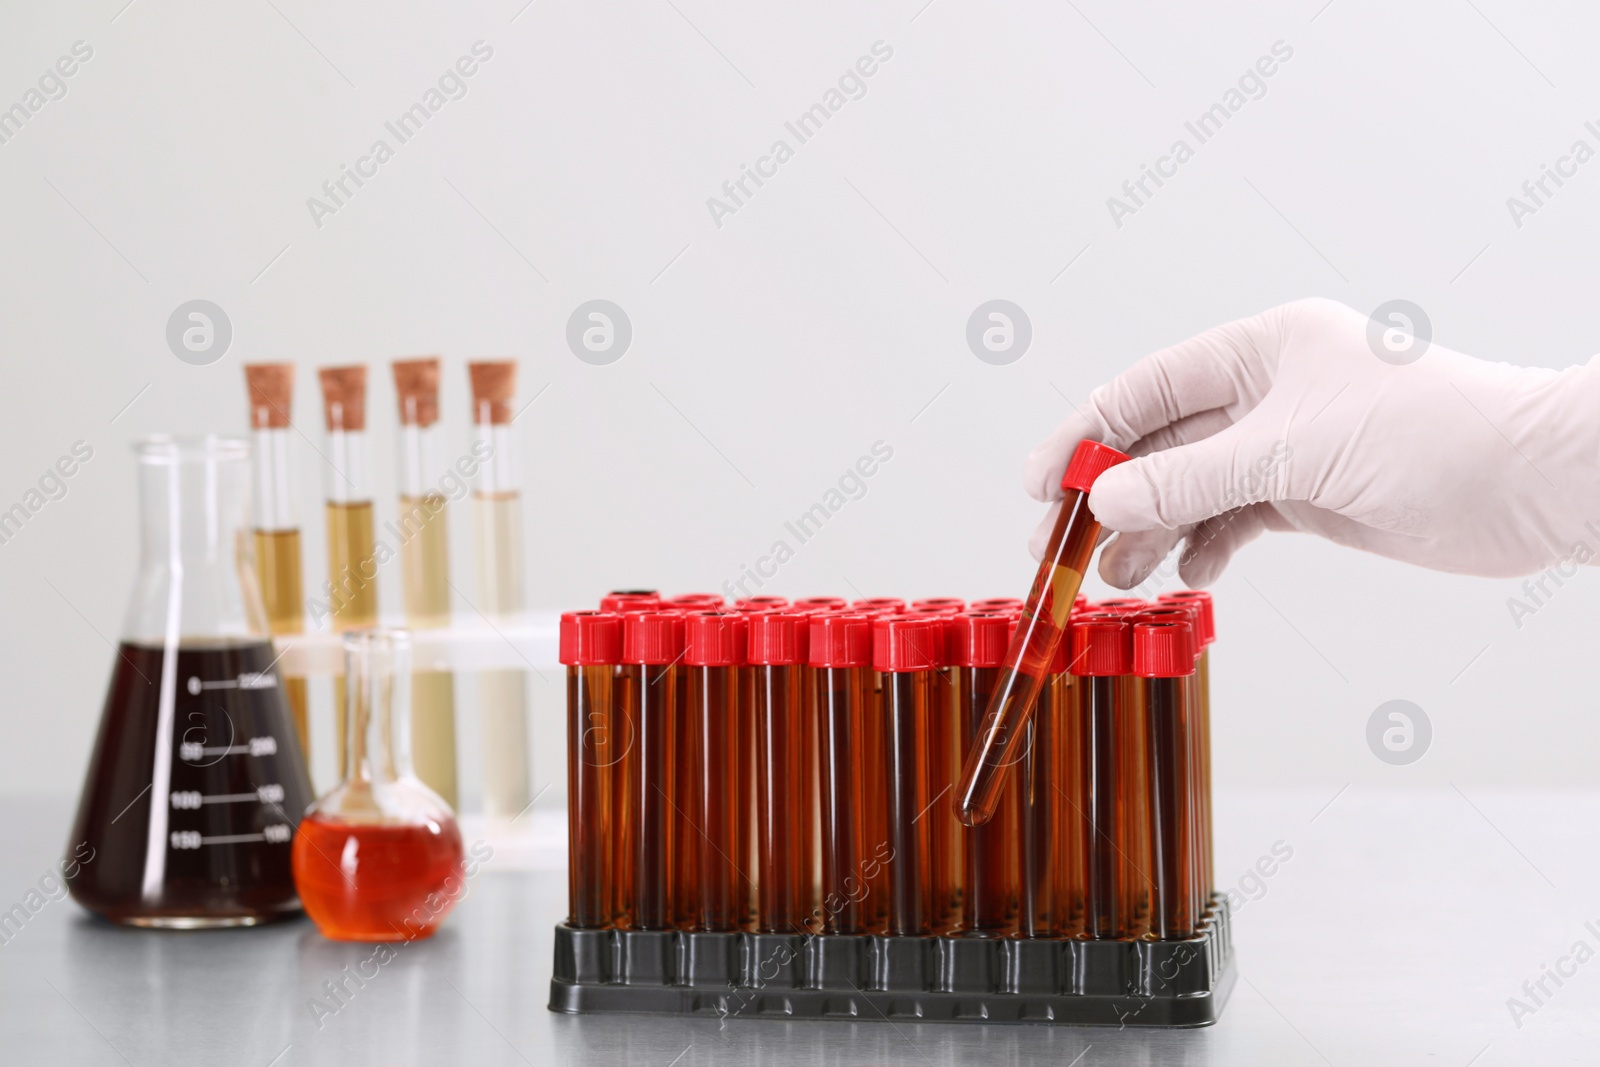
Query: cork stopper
392,357,441,428
244,363,293,430
318,365,367,432
468,360,516,425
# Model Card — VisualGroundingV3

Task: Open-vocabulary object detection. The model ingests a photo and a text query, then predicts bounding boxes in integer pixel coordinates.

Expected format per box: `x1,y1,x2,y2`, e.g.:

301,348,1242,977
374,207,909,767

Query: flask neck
344,631,415,786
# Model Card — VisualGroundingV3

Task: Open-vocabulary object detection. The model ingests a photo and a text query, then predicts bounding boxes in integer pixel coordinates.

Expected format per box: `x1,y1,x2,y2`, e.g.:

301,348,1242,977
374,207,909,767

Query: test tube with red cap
951,612,1020,936
811,612,885,934
1135,603,1206,913
877,615,944,935
619,612,685,930
1159,590,1215,908
683,611,748,931
749,612,818,933
1021,612,1081,937
1136,619,1199,940
1071,615,1151,940
560,611,622,929
955,441,1131,828
922,610,962,931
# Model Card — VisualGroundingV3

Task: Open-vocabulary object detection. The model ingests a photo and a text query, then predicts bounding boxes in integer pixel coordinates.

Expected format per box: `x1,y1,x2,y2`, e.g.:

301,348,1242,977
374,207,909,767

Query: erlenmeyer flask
67,435,314,927
293,630,465,942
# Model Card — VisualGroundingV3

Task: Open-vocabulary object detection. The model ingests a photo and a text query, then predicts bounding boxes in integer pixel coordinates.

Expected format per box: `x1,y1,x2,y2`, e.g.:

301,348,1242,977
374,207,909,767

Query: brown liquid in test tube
955,441,1130,827
1023,614,1080,938
811,613,884,934
749,613,818,934
393,357,459,809
560,612,621,929
877,615,944,936
683,611,748,931
1160,590,1216,909
1138,619,1199,940
318,366,377,777
952,613,1020,936
244,362,311,758
1072,615,1151,940
620,612,684,930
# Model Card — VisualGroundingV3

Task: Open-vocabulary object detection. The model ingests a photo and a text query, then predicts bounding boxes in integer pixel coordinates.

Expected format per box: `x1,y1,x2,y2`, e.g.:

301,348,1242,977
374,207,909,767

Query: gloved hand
1024,298,1600,587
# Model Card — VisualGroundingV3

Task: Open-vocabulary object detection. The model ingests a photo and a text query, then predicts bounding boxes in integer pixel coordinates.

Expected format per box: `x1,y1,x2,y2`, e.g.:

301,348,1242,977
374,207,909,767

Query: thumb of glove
1089,423,1290,533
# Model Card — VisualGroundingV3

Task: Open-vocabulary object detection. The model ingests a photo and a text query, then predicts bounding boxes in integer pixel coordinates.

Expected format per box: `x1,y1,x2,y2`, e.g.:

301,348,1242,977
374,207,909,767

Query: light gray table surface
2,786,1596,1066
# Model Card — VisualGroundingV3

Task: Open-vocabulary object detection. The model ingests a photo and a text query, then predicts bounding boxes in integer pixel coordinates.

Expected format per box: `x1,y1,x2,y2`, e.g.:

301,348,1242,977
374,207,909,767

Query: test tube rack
547,593,1235,1028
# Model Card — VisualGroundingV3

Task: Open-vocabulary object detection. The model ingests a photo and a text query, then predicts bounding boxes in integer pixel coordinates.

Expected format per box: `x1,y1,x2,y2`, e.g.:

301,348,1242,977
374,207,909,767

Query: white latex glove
1025,298,1600,587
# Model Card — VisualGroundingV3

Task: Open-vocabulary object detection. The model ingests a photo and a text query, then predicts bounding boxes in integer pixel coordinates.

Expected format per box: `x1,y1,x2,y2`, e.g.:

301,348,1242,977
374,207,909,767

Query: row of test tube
560,589,1216,941
242,360,529,816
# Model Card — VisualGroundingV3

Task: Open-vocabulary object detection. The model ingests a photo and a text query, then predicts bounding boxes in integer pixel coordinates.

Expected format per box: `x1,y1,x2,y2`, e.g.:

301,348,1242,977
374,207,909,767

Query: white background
2,0,1597,804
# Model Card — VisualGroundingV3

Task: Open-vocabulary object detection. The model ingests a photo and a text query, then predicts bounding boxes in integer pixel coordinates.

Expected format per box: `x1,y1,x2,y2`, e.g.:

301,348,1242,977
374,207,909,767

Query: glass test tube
619,612,683,930
876,616,943,936
952,613,1019,937
392,357,458,809
468,361,534,821
559,611,621,929
1137,619,1199,940
245,363,310,757
811,613,884,935
1137,604,1208,928
1071,615,1150,940
1023,615,1081,937
684,611,748,931
318,366,378,775
956,441,1130,828
1161,590,1215,913
749,613,818,933
928,612,964,932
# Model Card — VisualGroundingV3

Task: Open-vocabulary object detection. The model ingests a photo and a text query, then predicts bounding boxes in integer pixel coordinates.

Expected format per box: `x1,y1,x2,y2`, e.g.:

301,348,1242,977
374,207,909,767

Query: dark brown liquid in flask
70,436,313,928
560,611,622,929
1137,620,1199,940
956,441,1129,828
69,640,314,926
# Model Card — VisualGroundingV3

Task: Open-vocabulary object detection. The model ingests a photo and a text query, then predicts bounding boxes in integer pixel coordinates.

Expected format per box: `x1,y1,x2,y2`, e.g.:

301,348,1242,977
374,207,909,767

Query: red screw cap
1069,617,1131,677
599,592,660,613
949,612,1012,669
851,597,906,614
1133,621,1196,678
1092,597,1148,617
621,612,686,665
736,596,789,611
559,611,622,666
793,596,848,611
911,597,965,614
1159,590,1215,646
808,612,875,668
1060,439,1132,494
872,616,944,672
664,593,725,609
969,597,1024,614
746,612,809,666
684,611,746,667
